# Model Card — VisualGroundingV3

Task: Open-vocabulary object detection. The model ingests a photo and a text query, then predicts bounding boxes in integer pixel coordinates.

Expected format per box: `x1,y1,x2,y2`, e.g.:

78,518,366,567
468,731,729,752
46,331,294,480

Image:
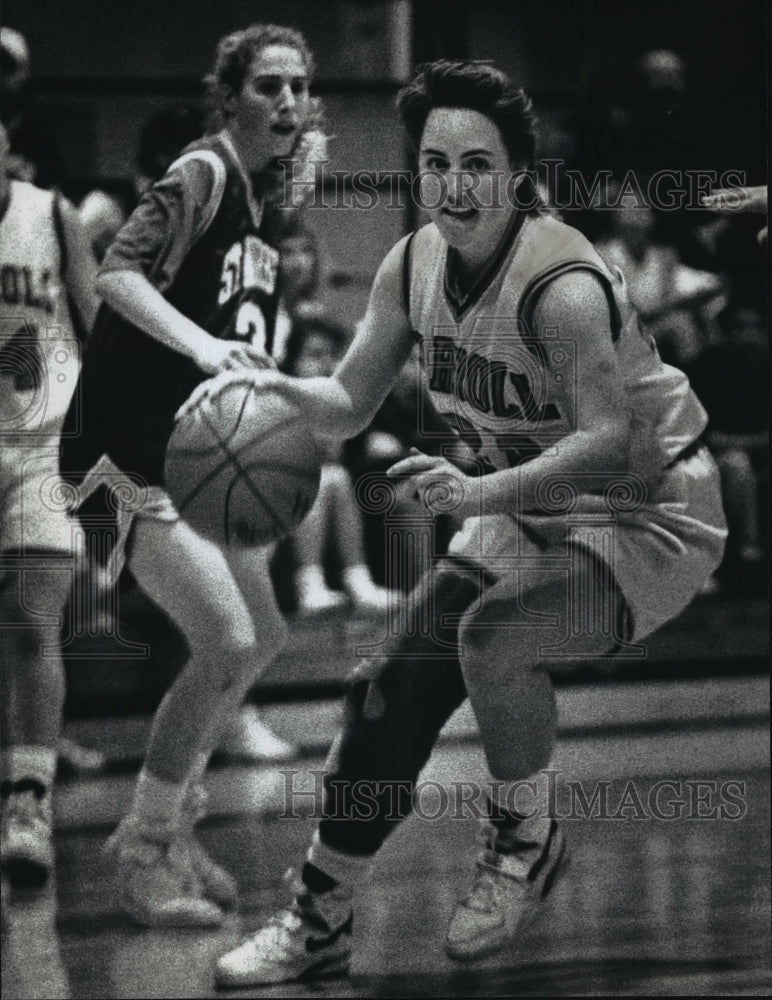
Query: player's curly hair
205,24,316,103
398,61,546,213
204,24,327,212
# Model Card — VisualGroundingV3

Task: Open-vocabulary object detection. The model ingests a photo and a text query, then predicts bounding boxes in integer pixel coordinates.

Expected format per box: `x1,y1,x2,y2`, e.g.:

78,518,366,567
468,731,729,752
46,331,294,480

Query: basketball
164,376,323,547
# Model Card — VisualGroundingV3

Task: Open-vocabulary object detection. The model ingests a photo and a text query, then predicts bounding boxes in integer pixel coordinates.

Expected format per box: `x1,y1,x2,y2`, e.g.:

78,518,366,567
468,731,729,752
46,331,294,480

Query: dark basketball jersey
63,132,281,485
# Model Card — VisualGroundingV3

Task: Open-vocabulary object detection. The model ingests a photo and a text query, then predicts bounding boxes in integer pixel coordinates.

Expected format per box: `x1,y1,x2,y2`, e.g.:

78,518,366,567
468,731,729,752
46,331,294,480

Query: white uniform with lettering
0,180,80,553
406,213,727,641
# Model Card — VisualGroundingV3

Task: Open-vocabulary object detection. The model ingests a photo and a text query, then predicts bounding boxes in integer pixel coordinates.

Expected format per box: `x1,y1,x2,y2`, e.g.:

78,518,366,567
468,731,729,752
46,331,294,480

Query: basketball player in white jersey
0,123,98,886
208,61,727,985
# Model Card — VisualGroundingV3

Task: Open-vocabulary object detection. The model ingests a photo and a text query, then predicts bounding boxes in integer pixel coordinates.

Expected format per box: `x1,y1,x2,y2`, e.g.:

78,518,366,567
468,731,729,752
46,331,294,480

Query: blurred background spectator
281,310,394,613
685,299,768,593
596,182,725,370
0,26,63,188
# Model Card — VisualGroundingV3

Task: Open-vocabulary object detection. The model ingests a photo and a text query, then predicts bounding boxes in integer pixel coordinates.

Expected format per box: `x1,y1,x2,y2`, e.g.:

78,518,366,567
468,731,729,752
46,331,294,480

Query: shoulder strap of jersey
165,149,228,245
519,259,622,342
51,190,92,343
402,230,418,316
402,230,423,343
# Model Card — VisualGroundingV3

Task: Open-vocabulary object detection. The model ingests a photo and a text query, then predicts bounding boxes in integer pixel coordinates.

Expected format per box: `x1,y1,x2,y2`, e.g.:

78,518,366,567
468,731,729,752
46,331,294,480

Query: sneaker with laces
445,819,568,961
181,785,238,909
105,817,224,927
216,869,352,987
0,784,54,888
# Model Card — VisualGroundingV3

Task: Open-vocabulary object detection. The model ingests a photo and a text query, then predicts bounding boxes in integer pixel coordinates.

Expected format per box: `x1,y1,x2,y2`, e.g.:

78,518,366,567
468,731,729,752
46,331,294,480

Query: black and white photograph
0,1,769,996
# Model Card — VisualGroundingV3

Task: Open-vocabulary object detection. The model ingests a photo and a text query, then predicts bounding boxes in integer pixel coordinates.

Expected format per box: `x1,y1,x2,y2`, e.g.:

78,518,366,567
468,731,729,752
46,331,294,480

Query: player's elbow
95,269,120,304
340,403,376,440
95,268,137,309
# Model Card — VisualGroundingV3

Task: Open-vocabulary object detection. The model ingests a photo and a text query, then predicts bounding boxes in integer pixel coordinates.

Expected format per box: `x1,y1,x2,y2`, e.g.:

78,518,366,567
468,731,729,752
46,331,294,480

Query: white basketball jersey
0,180,80,443
406,213,708,484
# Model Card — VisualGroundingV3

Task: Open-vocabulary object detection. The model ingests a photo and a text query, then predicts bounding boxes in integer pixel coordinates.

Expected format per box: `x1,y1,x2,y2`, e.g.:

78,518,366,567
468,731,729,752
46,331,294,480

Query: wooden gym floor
1,594,770,998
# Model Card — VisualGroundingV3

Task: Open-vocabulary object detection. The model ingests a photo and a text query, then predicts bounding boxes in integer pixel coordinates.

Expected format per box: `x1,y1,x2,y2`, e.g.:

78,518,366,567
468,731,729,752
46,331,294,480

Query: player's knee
458,611,537,673
210,608,287,692
338,667,430,781
187,600,258,660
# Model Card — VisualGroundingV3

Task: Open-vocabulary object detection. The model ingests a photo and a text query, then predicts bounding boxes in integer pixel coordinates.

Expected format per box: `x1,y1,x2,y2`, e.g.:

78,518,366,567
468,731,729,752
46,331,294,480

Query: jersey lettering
234,299,267,350
218,236,279,306
0,265,55,313
427,334,561,424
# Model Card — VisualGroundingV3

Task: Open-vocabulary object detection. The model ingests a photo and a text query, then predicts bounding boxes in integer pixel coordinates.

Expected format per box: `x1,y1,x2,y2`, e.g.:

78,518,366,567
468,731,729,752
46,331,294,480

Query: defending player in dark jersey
59,24,327,927
208,61,727,985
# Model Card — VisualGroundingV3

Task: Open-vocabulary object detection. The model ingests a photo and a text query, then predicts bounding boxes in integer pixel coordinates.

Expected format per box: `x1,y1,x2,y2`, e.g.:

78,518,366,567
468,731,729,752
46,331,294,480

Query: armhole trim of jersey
166,150,228,245
519,260,622,344
402,230,422,342
51,190,88,344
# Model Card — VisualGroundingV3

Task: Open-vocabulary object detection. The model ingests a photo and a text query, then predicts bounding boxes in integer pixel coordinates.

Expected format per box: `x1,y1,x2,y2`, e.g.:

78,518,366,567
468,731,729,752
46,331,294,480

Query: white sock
306,829,374,890
297,564,329,593
2,746,57,796
343,565,377,593
128,767,188,830
489,777,552,845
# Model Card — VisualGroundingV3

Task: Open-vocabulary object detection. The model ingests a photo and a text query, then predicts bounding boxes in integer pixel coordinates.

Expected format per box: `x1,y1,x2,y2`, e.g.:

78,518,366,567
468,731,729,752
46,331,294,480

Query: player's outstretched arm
701,184,768,244
96,269,262,374
180,238,417,437
330,237,417,432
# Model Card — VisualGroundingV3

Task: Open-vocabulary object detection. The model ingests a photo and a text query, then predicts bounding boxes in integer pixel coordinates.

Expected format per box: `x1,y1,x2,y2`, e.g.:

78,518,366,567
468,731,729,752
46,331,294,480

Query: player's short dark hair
205,23,315,104
397,60,538,170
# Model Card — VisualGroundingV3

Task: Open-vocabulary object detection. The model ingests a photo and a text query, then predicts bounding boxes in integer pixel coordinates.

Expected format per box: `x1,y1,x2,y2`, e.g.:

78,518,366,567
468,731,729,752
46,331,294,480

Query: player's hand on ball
197,336,277,375
175,368,292,424
387,448,482,517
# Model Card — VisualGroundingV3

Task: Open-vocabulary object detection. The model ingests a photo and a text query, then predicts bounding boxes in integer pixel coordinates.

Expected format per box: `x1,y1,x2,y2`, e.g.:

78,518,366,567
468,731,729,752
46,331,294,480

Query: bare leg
1,560,72,884
126,517,286,784
325,464,392,610
0,565,70,753
293,466,347,612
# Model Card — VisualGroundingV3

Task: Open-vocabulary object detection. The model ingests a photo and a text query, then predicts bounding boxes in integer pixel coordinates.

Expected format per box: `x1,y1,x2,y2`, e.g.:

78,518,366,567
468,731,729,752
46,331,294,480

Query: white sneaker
218,705,298,763
343,566,393,612
58,736,107,774
181,785,238,909
350,583,393,612
295,564,349,615
298,585,349,614
445,820,568,961
105,817,224,927
216,870,352,987
0,786,54,888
